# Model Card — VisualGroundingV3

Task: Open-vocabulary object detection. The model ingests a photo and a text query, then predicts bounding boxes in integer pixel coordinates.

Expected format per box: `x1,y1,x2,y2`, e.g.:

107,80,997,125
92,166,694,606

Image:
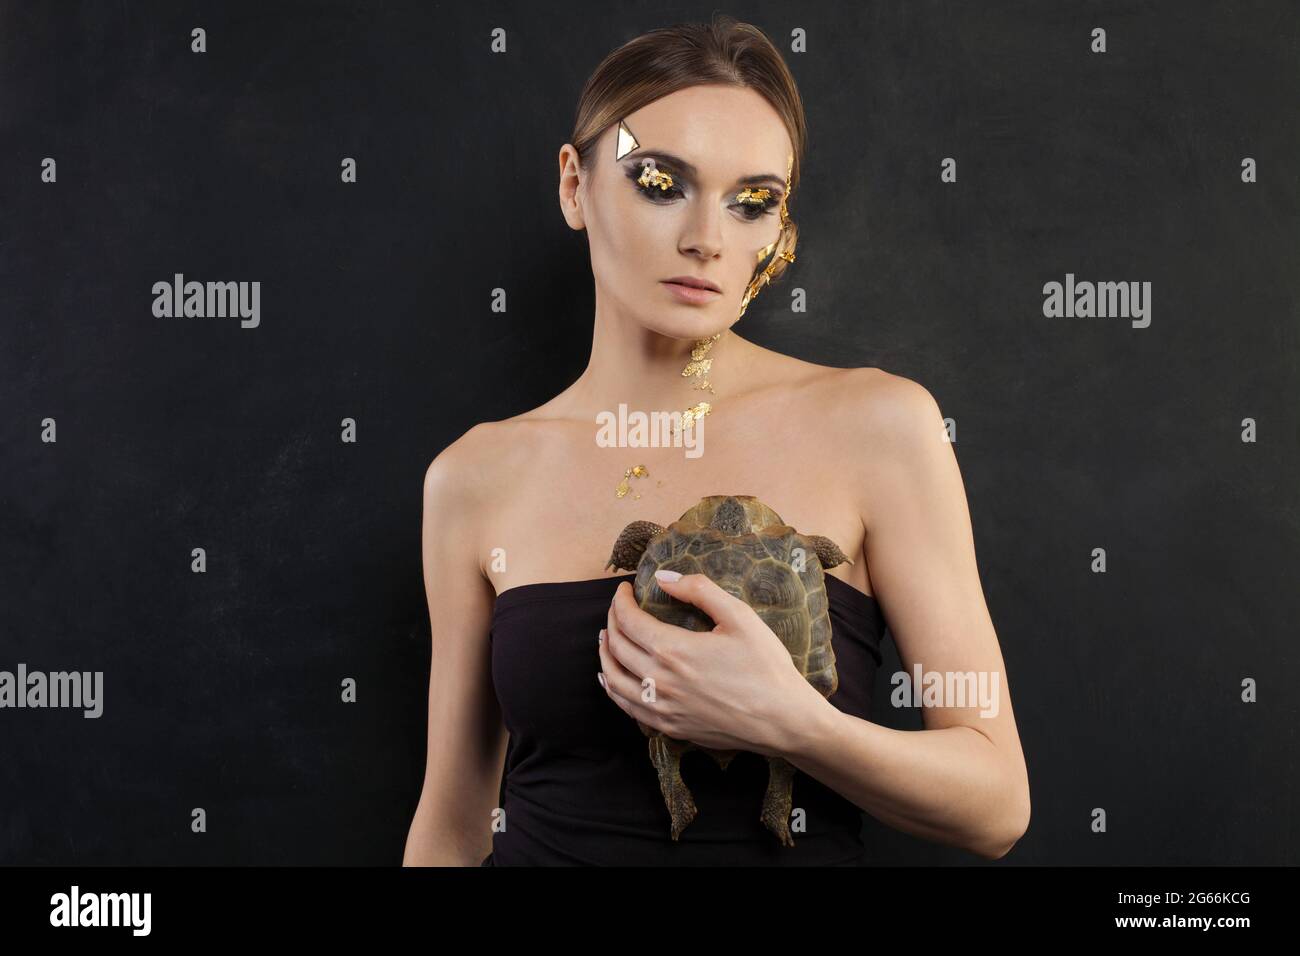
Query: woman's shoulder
782,362,948,530
423,417,525,481
764,353,937,425
421,407,565,506
764,358,945,477
835,364,939,426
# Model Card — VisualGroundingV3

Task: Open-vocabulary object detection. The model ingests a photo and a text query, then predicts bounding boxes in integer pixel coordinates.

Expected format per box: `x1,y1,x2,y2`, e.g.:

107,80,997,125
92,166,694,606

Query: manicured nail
598,628,606,644
654,569,682,582
597,673,607,689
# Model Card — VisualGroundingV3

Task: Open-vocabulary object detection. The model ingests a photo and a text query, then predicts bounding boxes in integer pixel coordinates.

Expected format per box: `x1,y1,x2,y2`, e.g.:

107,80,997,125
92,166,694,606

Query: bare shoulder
419,420,522,587
832,366,943,443
423,417,534,508
771,358,938,433
745,345,943,447
816,367,950,513
749,344,931,414
421,410,568,530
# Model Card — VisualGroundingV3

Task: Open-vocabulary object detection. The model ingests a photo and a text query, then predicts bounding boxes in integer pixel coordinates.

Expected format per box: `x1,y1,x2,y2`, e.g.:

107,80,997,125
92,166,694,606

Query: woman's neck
562,317,767,423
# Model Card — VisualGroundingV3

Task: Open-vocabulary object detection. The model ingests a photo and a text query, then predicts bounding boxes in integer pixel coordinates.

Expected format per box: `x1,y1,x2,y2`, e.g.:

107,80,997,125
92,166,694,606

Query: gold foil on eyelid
736,187,772,204
637,159,674,191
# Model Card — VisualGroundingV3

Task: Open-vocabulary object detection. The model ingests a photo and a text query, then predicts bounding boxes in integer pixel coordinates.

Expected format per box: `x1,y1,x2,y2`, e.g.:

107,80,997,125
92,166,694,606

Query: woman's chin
640,315,735,341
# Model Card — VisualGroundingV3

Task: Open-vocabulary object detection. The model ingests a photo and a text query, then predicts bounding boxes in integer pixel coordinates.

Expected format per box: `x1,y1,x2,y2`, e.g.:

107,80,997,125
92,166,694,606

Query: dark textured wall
1,0,1295,865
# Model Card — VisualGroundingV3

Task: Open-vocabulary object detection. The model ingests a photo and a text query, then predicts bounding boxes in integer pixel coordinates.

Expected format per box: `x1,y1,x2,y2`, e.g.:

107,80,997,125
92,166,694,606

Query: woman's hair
570,13,806,286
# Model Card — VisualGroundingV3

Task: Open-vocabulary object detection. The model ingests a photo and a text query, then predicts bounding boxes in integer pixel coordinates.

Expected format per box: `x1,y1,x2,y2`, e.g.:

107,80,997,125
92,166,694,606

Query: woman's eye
733,197,778,221
626,165,778,220
627,161,682,203
634,179,683,202
733,186,779,221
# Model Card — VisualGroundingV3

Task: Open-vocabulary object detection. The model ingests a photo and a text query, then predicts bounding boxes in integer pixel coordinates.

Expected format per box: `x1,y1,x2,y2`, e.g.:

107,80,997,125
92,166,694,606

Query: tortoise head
684,496,856,570
680,495,786,536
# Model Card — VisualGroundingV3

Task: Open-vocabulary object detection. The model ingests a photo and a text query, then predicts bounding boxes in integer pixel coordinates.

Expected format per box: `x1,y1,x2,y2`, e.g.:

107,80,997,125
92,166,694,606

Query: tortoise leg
759,756,798,846
648,735,698,840
605,521,665,573
806,534,854,570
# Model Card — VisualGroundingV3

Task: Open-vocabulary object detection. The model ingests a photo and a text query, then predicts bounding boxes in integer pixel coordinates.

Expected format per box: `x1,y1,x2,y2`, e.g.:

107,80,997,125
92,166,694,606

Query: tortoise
604,494,853,846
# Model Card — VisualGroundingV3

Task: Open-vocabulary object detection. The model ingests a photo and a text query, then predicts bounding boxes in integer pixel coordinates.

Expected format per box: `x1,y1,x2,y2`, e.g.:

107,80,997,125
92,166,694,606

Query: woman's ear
558,144,587,231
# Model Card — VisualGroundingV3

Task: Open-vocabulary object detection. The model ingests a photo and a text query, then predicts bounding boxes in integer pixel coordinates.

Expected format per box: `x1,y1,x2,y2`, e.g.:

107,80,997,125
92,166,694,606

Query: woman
403,15,1030,865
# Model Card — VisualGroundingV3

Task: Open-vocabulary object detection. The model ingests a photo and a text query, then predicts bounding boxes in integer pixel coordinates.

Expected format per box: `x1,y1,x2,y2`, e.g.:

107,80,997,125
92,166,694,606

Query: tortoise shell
605,494,853,845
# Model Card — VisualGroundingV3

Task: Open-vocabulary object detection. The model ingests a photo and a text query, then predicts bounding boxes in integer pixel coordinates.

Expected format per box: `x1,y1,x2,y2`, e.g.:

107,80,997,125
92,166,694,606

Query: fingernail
654,569,682,582
597,673,607,689
598,628,606,644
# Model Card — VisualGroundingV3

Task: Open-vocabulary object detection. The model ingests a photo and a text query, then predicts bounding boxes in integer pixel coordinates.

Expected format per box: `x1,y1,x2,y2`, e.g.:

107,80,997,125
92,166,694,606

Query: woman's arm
784,371,1030,858
402,429,507,866
597,368,1030,859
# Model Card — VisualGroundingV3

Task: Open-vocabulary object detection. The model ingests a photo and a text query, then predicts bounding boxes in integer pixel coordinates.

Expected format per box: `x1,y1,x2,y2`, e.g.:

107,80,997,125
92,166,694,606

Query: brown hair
570,13,807,285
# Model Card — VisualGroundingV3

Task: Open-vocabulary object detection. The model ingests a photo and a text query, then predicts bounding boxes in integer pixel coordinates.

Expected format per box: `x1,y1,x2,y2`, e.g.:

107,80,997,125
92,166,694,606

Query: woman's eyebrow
624,150,785,190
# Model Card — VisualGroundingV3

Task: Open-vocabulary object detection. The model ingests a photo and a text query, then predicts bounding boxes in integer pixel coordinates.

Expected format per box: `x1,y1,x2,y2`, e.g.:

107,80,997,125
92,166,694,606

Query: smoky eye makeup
625,159,681,199
733,186,781,219
624,159,782,220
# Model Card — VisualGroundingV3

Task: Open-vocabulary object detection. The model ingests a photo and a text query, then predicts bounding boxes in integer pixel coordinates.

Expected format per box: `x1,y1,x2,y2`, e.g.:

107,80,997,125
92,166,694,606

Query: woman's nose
678,202,724,259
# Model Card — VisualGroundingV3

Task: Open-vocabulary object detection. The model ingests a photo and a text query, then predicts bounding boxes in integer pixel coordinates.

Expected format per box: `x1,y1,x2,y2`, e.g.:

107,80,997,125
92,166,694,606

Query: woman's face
561,84,794,340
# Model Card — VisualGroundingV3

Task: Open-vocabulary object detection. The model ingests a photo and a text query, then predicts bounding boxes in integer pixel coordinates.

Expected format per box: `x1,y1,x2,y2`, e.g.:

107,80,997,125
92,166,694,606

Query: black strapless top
483,572,887,866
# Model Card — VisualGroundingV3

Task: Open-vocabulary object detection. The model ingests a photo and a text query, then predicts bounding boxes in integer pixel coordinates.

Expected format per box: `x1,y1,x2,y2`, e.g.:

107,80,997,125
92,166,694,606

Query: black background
1,0,1296,865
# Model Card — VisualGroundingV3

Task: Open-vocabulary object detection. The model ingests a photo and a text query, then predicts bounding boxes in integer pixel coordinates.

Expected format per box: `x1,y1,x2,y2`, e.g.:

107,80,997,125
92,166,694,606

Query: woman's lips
661,281,722,305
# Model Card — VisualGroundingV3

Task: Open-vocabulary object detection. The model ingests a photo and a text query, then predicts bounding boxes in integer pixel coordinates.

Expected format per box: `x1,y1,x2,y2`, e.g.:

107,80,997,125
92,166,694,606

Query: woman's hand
596,570,831,758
